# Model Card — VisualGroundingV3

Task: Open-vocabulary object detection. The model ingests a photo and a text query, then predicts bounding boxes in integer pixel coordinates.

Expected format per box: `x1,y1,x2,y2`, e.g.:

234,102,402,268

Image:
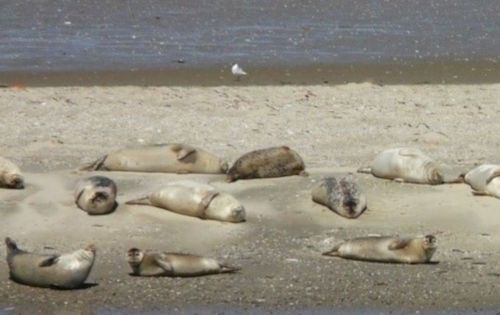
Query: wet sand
1,61,500,87
0,83,499,313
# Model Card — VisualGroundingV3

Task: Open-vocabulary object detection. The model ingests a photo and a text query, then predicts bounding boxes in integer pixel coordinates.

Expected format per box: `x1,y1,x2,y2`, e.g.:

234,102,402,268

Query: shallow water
1,1,499,72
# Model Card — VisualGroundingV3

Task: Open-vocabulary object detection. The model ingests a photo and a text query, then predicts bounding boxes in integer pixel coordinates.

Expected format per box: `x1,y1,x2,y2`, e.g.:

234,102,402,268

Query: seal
226,146,306,182
5,237,96,289
127,248,240,277
311,174,367,219
0,156,24,189
322,235,437,264
79,143,228,174
357,147,446,185
125,180,246,223
464,164,500,198
74,176,118,215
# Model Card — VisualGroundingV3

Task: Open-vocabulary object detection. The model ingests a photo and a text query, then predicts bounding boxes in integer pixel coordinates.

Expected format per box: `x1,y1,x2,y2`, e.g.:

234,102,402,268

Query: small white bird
231,63,247,81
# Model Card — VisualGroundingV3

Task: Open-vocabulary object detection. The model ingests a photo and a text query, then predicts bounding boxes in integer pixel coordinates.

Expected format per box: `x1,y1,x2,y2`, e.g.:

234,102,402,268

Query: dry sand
0,83,500,314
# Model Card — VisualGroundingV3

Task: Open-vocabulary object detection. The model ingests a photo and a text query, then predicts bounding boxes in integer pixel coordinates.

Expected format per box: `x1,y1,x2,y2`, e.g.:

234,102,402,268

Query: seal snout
9,176,24,189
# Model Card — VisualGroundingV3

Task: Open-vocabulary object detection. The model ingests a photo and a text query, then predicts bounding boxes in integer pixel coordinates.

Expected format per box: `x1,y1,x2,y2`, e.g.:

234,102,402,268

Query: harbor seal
358,147,447,185
464,164,500,198
0,156,24,189
74,176,118,215
127,248,240,277
5,237,96,289
311,174,367,219
322,235,437,264
226,146,306,182
126,180,246,223
80,143,228,174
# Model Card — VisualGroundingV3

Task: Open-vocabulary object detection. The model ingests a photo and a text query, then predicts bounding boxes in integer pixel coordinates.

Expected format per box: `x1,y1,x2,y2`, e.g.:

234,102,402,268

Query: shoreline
1,61,500,87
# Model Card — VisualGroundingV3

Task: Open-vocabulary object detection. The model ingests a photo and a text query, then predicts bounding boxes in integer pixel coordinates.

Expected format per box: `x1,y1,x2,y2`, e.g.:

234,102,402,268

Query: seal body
126,181,245,223
74,176,118,215
322,235,437,264
464,164,500,198
5,238,96,289
127,248,240,277
0,157,24,189
358,148,443,184
312,174,367,219
80,143,228,174
227,146,305,182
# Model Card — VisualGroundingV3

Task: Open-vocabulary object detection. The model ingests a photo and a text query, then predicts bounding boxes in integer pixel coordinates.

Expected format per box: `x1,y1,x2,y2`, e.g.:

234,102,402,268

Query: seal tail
220,265,241,274
78,155,108,171
322,245,341,257
357,166,372,174
5,237,18,253
125,196,152,206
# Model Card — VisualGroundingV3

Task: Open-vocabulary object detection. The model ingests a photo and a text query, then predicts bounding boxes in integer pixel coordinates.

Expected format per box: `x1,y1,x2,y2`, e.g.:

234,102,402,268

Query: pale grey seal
127,248,240,277
322,235,437,264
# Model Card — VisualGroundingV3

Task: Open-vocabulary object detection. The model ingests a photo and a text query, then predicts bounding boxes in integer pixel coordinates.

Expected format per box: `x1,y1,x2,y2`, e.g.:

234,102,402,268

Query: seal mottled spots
357,147,448,185
5,237,96,289
0,156,24,189
127,248,240,277
464,164,500,198
74,176,118,215
126,180,245,223
79,143,228,174
322,235,437,264
312,174,367,219
226,146,306,182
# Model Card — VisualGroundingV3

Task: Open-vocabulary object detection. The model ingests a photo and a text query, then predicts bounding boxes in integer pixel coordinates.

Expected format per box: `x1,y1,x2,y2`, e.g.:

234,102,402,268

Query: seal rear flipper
322,245,341,256
220,265,241,273
357,166,372,174
39,255,60,267
79,155,108,171
125,196,152,206
5,237,18,253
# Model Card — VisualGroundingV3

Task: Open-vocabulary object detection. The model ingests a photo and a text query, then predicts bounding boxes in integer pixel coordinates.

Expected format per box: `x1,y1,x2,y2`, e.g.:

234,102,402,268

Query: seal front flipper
486,170,500,184
154,254,173,274
357,166,372,174
171,144,196,161
197,191,220,219
387,239,411,250
125,196,152,206
471,190,488,196
79,155,108,171
39,255,60,267
398,148,422,157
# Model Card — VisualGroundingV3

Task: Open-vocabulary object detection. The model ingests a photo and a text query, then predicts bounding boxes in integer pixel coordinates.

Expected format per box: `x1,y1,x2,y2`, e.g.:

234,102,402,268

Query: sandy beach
1,83,500,314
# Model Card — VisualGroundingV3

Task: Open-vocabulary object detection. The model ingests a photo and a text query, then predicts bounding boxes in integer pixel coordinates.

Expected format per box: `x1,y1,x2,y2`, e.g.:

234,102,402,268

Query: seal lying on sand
312,174,367,219
74,176,118,215
464,164,500,198
0,156,24,189
80,143,228,174
322,235,437,264
357,147,459,185
226,146,306,182
127,248,240,277
5,237,96,289
126,180,245,223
